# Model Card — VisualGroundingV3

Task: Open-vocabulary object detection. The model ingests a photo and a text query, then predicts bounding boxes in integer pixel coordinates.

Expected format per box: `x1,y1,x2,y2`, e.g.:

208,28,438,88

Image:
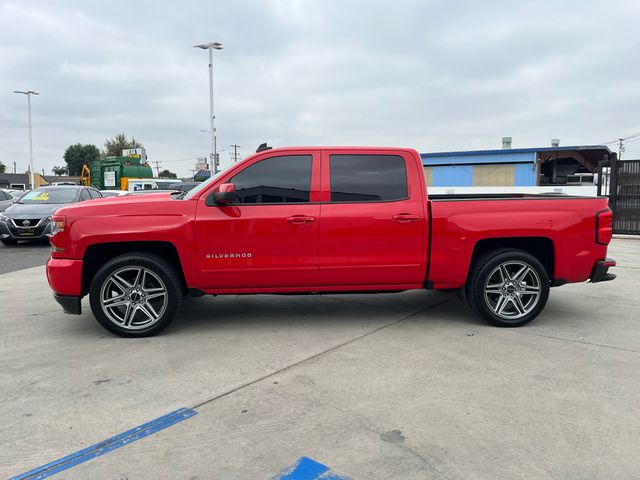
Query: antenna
256,143,272,153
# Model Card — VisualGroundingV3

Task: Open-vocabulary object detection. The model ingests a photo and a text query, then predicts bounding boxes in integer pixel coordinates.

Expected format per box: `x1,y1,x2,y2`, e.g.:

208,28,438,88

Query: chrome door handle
392,214,420,223
286,215,316,224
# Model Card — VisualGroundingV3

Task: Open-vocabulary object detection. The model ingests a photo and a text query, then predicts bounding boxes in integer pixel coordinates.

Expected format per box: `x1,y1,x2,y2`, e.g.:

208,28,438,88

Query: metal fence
598,159,640,234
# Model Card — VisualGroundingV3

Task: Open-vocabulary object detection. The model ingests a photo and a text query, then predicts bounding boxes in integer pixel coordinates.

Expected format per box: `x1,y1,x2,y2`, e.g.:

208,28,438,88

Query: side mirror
206,183,238,206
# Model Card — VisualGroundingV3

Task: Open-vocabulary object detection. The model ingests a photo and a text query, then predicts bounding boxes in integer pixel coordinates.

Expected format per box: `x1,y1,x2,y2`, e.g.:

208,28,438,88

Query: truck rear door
318,150,428,287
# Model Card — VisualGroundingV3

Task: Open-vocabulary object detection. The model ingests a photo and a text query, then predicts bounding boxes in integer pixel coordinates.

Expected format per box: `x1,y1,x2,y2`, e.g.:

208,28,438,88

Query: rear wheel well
82,242,187,295
470,237,555,280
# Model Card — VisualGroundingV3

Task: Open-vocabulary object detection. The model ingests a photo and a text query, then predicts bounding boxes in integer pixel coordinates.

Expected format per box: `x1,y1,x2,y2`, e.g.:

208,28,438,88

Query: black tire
466,248,550,327
89,252,183,337
1,238,18,246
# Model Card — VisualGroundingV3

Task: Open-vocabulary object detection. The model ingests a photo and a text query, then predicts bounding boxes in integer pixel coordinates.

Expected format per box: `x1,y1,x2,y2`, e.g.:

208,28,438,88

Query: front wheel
89,253,184,337
467,249,550,327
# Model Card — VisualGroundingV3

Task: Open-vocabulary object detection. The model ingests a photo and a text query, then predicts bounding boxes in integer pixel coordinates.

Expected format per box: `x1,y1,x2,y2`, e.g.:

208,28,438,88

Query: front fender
67,214,199,287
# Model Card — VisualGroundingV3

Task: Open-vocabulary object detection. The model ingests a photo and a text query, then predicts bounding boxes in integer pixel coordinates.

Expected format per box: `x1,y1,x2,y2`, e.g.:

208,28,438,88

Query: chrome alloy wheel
99,266,168,330
483,261,541,320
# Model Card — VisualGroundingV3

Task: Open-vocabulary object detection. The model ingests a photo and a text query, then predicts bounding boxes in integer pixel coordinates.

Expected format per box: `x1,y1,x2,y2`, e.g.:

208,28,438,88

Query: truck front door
195,152,320,289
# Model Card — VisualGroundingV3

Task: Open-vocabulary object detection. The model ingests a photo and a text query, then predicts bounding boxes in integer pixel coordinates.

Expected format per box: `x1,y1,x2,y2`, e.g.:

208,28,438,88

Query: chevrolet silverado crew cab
46,147,616,337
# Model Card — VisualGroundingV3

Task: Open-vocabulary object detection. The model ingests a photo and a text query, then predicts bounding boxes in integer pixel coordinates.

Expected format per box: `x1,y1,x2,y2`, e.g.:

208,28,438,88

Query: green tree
0,161,5,173
159,169,178,179
52,165,68,176
103,133,143,158
63,144,101,176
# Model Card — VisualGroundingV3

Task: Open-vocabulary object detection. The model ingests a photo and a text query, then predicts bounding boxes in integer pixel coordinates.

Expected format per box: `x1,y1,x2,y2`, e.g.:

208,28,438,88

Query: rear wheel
89,253,183,337
1,238,18,246
467,249,550,327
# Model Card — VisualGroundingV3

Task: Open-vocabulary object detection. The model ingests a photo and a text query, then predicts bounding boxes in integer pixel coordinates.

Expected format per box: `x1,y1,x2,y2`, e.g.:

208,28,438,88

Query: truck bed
427,195,610,289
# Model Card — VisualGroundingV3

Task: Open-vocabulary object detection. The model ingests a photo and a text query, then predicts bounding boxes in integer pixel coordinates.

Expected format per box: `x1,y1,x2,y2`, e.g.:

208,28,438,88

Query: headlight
50,218,65,236
49,216,66,253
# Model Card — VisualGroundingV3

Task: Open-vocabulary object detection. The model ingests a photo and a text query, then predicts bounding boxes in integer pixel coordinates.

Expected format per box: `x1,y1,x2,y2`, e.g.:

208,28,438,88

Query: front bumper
46,258,83,296
0,218,51,240
47,257,84,315
53,294,82,315
590,258,617,283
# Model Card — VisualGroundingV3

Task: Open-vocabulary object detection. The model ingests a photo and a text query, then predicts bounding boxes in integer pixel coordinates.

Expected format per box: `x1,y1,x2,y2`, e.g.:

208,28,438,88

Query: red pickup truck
46,147,616,337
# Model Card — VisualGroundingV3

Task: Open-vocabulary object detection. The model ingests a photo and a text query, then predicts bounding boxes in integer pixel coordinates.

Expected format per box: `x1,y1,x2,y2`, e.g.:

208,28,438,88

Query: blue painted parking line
10,407,197,480
274,456,348,480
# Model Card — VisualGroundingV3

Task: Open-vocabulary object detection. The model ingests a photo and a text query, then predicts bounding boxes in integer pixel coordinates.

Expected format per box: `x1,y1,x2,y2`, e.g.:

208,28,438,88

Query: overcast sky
1,0,639,177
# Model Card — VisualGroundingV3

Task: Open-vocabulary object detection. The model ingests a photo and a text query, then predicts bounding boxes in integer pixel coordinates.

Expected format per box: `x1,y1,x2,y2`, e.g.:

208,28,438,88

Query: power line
601,132,640,161
155,158,202,164
602,132,640,145
156,158,195,164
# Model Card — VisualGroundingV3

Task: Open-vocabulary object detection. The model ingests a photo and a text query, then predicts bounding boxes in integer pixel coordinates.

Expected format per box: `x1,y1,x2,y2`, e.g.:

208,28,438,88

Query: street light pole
207,47,216,174
194,42,223,174
13,90,39,189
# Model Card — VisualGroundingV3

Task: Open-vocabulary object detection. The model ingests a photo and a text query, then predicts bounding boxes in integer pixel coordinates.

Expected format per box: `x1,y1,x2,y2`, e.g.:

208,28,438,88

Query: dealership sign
122,148,147,161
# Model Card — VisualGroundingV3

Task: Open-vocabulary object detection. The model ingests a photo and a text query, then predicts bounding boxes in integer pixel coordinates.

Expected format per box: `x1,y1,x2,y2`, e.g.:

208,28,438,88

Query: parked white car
100,190,129,197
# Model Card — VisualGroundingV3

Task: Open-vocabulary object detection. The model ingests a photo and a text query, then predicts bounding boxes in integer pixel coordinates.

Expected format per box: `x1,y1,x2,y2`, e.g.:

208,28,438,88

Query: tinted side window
330,155,408,202
230,155,312,204
79,189,91,201
0,192,8,200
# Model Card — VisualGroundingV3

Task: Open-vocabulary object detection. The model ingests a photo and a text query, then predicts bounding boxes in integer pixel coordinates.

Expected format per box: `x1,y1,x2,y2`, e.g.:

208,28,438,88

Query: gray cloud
1,0,639,177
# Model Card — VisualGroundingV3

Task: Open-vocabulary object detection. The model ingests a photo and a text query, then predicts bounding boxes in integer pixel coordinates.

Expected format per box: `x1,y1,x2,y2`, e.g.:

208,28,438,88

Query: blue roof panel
420,145,612,158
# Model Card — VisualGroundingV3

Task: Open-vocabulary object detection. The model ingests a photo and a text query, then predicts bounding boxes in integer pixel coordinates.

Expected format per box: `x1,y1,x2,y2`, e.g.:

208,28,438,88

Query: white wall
427,185,599,197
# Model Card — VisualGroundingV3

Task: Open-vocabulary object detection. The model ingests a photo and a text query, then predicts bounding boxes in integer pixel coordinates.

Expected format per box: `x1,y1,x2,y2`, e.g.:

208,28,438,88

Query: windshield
18,188,79,204
182,169,227,200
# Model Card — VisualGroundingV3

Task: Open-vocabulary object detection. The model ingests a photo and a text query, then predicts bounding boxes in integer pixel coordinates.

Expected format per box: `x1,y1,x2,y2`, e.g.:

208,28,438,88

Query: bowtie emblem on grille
22,220,30,226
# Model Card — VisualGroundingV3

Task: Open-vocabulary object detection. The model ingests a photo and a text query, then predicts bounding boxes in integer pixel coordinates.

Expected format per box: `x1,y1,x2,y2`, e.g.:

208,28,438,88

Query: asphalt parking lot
1,238,639,479
0,241,50,274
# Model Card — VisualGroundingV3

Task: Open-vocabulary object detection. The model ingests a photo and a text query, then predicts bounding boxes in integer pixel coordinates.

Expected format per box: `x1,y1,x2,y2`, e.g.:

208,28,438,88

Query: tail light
596,209,613,245
50,215,67,254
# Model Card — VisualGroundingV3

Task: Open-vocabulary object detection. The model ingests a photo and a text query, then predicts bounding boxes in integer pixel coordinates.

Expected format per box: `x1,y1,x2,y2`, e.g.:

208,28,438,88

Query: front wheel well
82,241,187,295
470,237,555,280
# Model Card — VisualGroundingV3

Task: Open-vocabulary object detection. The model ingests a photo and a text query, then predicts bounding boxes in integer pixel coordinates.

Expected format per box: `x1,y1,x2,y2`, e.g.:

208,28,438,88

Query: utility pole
618,138,624,161
230,144,241,163
153,161,162,177
13,90,39,189
13,161,16,173
194,42,223,174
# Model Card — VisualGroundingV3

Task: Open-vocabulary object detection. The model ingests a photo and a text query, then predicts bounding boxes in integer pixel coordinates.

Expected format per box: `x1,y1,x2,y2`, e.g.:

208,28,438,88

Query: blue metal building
420,145,614,187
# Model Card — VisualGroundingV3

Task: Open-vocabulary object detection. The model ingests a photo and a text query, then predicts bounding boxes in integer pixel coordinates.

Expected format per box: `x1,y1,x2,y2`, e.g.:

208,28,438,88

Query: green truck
81,156,154,190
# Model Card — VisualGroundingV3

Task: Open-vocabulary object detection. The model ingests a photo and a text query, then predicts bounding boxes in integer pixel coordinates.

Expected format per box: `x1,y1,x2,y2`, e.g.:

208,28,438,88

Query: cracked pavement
1,238,639,479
